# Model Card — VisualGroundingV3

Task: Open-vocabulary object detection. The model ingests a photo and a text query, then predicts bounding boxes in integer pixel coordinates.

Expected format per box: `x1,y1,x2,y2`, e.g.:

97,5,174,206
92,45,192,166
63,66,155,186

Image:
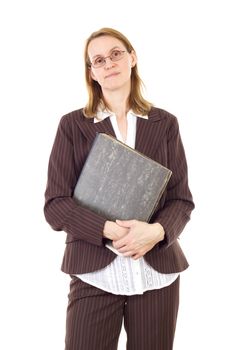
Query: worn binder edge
100,133,171,173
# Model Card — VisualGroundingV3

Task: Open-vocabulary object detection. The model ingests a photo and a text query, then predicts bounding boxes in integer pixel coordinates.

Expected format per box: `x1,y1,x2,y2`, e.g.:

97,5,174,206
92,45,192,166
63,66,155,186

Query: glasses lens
93,57,105,68
111,50,124,61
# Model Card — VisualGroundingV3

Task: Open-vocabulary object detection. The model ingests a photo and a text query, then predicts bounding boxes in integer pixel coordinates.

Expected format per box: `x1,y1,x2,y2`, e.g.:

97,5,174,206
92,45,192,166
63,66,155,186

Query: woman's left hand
112,220,165,260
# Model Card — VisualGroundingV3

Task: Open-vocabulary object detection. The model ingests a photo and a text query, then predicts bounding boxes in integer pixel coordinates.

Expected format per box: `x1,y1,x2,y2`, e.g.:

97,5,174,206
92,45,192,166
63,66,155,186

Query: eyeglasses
90,50,126,68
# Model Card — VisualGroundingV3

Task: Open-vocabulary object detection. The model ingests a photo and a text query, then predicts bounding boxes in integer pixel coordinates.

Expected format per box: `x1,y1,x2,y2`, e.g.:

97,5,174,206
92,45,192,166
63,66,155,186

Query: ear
130,50,137,68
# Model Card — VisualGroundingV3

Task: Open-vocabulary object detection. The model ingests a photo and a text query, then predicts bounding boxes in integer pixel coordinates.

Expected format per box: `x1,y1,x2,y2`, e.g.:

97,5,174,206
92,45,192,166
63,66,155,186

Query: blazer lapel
75,107,167,158
75,111,116,144
135,108,166,158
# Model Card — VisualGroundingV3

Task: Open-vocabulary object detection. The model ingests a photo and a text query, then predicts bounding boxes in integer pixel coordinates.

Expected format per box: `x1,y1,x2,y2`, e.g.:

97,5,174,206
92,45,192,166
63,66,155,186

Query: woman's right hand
103,220,129,241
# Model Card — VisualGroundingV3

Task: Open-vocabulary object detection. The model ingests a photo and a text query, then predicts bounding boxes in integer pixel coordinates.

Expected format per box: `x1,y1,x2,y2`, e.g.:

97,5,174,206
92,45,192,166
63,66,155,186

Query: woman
44,27,194,350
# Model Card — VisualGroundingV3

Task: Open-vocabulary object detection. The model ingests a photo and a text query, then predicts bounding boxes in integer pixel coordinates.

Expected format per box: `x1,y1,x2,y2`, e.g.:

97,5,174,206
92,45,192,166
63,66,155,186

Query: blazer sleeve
154,116,195,248
44,115,106,246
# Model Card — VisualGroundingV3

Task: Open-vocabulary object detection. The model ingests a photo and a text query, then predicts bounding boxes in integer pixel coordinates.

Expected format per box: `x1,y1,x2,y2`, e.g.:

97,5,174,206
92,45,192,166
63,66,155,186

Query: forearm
44,193,106,247
154,198,194,248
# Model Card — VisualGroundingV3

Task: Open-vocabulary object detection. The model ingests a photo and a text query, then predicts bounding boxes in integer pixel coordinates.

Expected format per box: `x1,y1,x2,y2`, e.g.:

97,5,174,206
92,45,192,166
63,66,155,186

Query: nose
104,57,115,69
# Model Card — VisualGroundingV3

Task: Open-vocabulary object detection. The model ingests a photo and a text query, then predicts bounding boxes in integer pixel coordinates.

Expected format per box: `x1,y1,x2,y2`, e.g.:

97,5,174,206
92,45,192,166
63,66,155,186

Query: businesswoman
44,27,194,350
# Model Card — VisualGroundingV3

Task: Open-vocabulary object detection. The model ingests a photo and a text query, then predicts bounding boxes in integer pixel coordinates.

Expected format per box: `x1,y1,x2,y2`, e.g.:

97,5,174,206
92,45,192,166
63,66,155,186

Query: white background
1,0,233,349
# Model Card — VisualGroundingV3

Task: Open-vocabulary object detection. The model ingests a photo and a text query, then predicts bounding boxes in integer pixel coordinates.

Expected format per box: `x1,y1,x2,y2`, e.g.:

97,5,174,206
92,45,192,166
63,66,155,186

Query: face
88,35,137,93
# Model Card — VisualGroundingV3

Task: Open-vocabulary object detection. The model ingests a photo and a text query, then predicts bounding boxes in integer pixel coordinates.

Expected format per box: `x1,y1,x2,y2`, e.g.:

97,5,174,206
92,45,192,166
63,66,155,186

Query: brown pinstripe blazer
44,107,194,274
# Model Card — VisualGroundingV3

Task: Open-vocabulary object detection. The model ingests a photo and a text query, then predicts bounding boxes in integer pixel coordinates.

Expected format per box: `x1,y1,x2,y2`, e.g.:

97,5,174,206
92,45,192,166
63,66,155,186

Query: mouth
105,72,120,79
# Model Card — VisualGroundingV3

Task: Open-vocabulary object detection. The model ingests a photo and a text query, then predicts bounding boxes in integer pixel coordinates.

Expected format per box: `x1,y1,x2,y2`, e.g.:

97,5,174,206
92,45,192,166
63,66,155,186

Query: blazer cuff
64,205,106,247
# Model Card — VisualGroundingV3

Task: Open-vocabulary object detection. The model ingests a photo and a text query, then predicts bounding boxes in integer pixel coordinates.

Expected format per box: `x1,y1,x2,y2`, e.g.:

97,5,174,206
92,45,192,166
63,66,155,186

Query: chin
104,80,129,91
103,83,121,91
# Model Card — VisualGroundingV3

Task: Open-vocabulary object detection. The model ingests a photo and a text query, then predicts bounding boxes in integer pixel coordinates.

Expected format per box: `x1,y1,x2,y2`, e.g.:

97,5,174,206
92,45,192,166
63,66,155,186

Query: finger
118,245,133,253
116,219,135,227
132,254,141,260
113,237,128,249
123,251,135,257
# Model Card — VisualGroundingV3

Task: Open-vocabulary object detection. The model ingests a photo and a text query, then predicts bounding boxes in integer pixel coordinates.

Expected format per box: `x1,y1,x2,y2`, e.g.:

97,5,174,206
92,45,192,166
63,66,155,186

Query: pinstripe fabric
124,276,179,350
44,107,194,274
65,275,179,350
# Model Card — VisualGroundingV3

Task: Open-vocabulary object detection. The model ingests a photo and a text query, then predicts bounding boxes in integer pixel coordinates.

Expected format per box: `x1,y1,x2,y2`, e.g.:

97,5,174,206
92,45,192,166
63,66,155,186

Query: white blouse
76,110,179,295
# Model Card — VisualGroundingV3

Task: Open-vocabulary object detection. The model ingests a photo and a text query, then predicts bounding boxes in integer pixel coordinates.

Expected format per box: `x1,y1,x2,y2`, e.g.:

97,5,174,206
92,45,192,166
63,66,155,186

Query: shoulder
149,106,177,123
148,107,179,134
59,108,86,126
57,108,94,133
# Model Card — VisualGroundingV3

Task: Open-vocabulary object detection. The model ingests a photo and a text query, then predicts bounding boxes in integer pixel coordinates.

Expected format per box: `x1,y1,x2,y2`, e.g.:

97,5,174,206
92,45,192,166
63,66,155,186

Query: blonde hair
83,27,152,118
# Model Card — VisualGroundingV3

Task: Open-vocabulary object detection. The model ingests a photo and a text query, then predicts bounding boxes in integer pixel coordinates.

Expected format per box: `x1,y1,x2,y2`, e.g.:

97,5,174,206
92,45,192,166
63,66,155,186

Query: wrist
103,220,111,239
152,222,165,242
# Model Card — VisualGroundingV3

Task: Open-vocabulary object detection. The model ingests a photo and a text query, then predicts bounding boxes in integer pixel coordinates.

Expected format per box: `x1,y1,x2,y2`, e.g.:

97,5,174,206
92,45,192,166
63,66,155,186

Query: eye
93,56,104,66
111,50,121,58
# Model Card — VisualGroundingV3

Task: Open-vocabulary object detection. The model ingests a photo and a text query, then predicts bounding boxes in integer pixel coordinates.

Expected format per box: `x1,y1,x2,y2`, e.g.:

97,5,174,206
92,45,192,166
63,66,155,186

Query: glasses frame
90,50,126,69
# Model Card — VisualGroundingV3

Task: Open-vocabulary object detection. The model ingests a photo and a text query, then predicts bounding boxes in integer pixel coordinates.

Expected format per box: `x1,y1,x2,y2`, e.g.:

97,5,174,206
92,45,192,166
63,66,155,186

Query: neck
102,84,130,119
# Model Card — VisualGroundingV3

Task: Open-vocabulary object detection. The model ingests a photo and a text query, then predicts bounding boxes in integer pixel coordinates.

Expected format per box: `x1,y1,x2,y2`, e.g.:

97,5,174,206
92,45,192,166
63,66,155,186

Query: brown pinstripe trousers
65,275,180,350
